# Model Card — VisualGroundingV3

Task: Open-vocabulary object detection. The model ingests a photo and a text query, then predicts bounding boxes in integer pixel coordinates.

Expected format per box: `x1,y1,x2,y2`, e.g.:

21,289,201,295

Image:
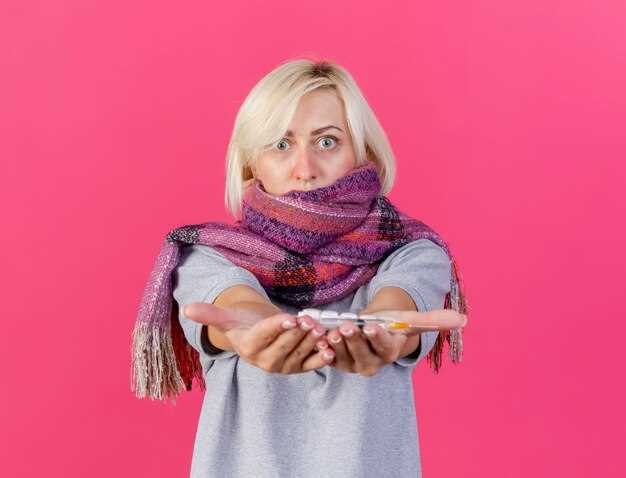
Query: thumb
181,303,244,331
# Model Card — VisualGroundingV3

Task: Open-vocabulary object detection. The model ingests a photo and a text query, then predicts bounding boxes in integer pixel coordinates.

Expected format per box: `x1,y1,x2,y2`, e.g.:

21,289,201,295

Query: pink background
2,1,625,477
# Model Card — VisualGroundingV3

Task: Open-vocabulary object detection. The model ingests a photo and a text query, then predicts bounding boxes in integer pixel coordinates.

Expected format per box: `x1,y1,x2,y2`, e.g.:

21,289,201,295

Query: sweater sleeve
366,238,453,368
172,244,271,362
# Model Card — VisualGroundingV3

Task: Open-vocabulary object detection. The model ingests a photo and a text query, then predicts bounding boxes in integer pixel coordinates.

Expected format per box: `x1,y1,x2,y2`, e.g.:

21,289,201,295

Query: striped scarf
131,162,468,401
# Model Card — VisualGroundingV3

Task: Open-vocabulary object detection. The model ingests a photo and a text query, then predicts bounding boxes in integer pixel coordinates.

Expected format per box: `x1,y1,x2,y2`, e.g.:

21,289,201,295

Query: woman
131,58,468,478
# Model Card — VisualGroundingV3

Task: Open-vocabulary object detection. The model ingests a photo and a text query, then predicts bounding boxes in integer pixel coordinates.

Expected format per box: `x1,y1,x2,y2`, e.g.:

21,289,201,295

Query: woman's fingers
326,327,351,368
328,320,414,374
301,349,335,372
280,317,331,372
235,313,301,356
338,320,379,367
362,325,407,363
256,316,314,367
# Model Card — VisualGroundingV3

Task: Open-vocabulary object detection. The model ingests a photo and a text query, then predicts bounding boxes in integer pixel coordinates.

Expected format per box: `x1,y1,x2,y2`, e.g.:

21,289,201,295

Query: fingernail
300,321,313,331
323,351,334,361
330,335,342,344
363,326,376,336
339,327,353,337
317,341,328,349
282,319,296,329
312,327,324,337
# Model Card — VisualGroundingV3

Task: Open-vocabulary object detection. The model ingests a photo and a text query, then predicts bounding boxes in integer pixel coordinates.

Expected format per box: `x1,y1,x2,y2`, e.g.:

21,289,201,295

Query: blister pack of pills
297,308,397,330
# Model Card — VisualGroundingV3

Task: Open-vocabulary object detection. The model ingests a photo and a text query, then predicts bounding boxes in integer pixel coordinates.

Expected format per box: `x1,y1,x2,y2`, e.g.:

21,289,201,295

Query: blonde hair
224,57,397,219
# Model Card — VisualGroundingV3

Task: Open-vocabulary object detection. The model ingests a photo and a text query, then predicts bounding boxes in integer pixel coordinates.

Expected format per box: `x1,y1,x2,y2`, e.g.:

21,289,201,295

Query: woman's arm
358,286,421,359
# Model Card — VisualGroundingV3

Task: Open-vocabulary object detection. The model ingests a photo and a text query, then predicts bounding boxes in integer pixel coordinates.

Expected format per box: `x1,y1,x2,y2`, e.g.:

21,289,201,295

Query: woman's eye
275,139,290,151
318,136,338,149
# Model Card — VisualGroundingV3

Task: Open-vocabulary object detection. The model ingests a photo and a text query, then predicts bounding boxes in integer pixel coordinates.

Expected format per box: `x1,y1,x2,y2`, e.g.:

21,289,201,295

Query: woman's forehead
285,91,347,135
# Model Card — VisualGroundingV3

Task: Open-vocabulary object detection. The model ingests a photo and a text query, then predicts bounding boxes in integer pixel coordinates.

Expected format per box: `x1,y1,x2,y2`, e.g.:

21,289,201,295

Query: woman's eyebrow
284,125,344,137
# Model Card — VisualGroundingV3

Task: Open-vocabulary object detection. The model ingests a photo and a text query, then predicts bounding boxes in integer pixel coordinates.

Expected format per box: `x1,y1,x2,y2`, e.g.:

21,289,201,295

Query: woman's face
251,88,357,195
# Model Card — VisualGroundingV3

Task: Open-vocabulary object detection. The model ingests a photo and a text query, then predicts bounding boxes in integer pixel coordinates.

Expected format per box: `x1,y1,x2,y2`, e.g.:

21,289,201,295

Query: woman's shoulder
378,238,450,270
366,238,452,307
173,243,270,303
179,243,227,260
176,243,266,286
177,243,242,271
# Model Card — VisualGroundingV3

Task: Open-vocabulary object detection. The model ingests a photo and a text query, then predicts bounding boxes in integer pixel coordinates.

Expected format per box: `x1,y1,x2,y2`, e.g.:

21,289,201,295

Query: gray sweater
172,238,452,478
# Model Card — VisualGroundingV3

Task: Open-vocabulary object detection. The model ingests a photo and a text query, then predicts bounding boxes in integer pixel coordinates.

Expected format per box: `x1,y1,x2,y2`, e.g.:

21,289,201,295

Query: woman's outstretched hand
325,309,467,377
182,303,336,374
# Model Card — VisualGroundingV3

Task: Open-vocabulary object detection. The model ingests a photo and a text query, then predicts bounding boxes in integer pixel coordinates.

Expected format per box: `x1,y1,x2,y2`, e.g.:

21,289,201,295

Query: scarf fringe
130,316,206,402
426,254,468,373
130,240,206,402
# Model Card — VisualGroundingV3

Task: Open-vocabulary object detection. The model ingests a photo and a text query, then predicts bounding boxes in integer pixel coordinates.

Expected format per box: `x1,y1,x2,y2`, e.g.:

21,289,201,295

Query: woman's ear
246,161,257,179
242,163,257,192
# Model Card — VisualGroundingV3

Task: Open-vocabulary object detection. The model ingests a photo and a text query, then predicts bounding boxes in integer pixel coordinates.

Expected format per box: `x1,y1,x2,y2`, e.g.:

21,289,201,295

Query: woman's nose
292,148,319,182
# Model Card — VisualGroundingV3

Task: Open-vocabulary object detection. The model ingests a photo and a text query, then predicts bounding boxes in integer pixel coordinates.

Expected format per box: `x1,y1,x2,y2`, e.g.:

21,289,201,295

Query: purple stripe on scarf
242,204,338,254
